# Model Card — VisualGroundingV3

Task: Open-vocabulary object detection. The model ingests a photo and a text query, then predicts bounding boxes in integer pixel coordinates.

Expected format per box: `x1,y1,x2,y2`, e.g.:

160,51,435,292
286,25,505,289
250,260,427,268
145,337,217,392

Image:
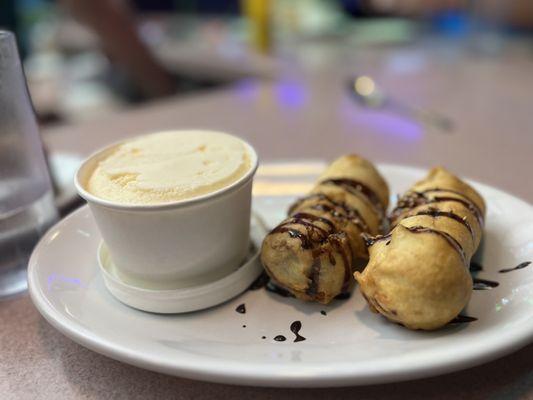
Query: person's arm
59,0,176,98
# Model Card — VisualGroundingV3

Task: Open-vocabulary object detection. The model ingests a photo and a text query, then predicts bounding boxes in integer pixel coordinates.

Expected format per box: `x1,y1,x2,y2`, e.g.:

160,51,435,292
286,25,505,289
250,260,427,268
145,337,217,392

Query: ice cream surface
86,130,251,204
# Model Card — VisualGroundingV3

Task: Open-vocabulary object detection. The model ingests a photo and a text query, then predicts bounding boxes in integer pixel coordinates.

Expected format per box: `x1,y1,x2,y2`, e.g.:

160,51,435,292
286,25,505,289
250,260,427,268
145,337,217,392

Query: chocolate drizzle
384,187,485,269
431,196,483,227
363,226,466,265
235,304,246,314
409,208,474,241
499,261,531,273
362,232,391,247
289,193,370,233
269,212,334,250
320,178,384,210
267,211,352,299
328,234,353,292
264,177,385,302
291,212,336,232
392,189,484,228
306,257,322,297
319,178,386,231
421,188,483,225
274,335,286,342
405,226,466,265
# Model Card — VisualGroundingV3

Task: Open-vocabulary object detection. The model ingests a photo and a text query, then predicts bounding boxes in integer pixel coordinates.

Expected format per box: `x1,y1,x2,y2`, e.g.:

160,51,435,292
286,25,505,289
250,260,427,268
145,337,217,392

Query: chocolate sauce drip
320,178,386,231
499,261,531,273
270,226,313,249
274,335,286,342
269,213,333,250
269,215,352,298
291,212,336,233
291,219,331,237
261,336,267,339
235,304,246,314
410,208,474,240
320,178,384,209
290,321,306,342
363,225,466,266
272,217,331,243
450,315,478,324
405,226,466,265
320,310,327,316
390,191,427,222
431,196,483,228
473,278,499,290
421,188,483,225
469,261,483,272
265,281,293,298
289,193,370,233
392,190,484,228
362,233,391,247
306,257,322,297
310,202,369,233
267,179,377,301
288,193,328,215
328,234,353,291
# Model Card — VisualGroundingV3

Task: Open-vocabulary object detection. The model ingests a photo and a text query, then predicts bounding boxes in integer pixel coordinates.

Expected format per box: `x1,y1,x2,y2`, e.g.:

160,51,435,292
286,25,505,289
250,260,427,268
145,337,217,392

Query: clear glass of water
0,31,58,299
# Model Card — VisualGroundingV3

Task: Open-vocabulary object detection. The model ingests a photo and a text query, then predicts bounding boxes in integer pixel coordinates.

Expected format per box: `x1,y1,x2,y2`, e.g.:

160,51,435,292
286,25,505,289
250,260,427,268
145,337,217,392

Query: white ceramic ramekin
74,131,258,291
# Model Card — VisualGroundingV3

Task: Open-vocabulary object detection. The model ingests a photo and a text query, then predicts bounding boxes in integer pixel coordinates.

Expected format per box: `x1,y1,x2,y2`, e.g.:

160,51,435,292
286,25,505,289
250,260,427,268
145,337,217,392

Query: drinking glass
0,31,58,298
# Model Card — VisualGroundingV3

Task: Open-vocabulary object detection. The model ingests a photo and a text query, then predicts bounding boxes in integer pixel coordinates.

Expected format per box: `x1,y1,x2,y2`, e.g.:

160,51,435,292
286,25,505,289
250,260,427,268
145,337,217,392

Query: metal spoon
347,75,454,133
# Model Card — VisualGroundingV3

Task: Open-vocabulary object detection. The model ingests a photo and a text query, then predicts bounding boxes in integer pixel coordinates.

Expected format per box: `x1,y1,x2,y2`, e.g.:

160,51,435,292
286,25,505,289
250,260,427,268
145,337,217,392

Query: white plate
28,164,533,387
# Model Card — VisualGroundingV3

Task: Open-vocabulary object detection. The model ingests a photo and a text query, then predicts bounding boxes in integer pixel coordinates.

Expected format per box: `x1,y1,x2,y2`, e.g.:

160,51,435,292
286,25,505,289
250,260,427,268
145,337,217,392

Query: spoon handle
387,99,454,133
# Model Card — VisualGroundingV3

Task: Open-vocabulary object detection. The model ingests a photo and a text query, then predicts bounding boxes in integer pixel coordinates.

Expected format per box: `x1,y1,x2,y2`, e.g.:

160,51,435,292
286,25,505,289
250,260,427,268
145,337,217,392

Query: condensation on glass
0,31,58,298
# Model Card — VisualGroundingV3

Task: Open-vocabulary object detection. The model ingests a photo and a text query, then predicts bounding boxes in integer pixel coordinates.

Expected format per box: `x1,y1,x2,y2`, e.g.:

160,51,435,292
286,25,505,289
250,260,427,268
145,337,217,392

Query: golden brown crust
260,155,389,304
355,167,484,330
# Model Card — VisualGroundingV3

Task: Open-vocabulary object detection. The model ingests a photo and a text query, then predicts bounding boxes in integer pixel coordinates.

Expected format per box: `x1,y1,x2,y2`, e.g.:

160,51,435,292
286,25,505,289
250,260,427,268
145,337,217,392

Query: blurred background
2,0,533,126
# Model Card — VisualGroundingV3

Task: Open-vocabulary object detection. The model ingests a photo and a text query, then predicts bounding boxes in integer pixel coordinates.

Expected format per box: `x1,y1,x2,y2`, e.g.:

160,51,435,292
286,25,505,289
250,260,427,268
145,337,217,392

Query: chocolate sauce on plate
274,335,286,342
498,261,531,273
472,278,499,290
450,315,478,324
235,303,246,314
290,321,306,342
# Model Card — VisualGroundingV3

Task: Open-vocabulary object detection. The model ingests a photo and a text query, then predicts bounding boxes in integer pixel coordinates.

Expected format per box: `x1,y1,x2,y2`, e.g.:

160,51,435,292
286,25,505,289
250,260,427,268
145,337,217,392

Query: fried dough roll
355,167,485,330
261,155,389,304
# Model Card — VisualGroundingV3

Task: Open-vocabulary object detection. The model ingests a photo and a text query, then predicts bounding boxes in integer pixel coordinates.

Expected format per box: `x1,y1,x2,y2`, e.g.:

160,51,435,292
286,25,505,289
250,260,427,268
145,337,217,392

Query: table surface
3,37,533,399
